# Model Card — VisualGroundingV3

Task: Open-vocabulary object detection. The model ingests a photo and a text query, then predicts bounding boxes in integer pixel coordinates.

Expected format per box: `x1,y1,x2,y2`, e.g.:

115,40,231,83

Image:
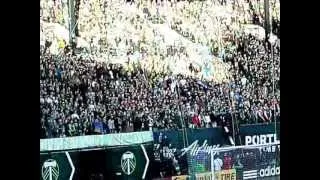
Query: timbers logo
121,151,136,175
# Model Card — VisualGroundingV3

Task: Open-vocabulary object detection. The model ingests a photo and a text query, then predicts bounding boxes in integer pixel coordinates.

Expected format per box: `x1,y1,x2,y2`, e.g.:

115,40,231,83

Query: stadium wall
40,124,279,180
40,143,154,180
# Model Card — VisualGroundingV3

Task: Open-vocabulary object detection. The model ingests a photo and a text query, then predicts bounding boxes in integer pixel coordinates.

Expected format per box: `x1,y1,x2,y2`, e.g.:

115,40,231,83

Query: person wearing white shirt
213,154,223,171
204,114,211,128
88,104,95,111
148,116,153,131
108,119,115,133
40,97,45,104
241,77,247,86
71,113,79,120
212,121,217,128
46,97,53,104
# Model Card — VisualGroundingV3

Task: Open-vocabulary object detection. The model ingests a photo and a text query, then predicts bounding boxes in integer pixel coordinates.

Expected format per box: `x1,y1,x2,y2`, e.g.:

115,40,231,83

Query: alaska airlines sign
158,140,220,160
153,128,226,158
180,140,220,156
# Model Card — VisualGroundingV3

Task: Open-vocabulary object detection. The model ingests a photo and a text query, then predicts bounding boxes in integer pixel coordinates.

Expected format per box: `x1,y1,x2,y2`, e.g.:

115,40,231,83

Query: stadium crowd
40,0,280,139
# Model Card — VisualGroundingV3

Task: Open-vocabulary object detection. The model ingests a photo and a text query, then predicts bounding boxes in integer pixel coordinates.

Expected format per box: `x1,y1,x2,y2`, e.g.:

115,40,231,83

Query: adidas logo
243,170,258,180
243,166,280,179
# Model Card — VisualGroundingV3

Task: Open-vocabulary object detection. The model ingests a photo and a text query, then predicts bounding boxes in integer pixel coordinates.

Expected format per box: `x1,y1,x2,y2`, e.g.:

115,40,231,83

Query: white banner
40,131,153,151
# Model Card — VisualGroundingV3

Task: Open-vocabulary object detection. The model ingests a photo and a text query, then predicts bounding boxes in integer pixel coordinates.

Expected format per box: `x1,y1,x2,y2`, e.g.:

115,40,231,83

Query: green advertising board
105,143,153,180
40,131,154,180
40,152,77,180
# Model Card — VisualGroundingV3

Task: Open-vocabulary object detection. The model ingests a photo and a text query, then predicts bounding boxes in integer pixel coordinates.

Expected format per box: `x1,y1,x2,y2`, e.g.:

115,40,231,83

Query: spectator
40,0,280,139
213,154,223,171
222,152,233,170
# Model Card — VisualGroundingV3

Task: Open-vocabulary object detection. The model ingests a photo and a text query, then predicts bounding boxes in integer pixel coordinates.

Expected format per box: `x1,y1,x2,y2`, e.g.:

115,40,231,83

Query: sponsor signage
180,140,220,157
153,128,227,152
259,166,280,177
217,169,236,180
243,170,258,180
243,166,280,179
171,175,189,180
195,172,212,180
152,128,227,177
153,128,226,162
195,169,236,180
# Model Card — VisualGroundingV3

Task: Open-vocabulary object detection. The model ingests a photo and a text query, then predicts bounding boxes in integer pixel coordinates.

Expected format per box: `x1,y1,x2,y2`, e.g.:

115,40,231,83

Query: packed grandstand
40,0,280,179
